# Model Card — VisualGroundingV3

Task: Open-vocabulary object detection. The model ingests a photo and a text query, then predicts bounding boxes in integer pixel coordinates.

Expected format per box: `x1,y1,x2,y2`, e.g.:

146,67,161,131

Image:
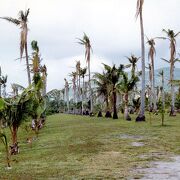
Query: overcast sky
0,0,180,93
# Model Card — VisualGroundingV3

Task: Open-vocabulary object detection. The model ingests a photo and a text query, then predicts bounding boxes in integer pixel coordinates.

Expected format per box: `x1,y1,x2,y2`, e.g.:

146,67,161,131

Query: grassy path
0,113,180,179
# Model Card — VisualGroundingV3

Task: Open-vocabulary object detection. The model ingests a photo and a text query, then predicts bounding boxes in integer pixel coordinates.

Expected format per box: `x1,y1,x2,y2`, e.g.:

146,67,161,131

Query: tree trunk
162,72,165,125
124,93,131,121
88,61,93,113
25,43,31,86
82,77,85,115
170,62,175,116
105,97,111,118
136,10,146,121
113,87,118,119
12,125,17,144
152,60,157,112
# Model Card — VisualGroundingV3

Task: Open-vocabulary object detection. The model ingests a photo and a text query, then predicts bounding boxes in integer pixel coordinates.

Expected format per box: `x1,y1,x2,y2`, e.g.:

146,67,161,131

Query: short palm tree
126,54,140,78
117,72,139,120
78,33,93,113
161,29,180,116
1,9,31,86
93,71,111,117
103,64,124,119
136,0,146,121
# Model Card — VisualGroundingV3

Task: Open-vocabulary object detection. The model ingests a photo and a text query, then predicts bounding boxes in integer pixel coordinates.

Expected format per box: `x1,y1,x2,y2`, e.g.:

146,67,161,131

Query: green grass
0,113,180,179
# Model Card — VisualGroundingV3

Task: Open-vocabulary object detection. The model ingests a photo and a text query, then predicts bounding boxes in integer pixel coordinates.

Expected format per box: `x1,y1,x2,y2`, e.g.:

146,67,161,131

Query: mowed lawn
0,113,180,179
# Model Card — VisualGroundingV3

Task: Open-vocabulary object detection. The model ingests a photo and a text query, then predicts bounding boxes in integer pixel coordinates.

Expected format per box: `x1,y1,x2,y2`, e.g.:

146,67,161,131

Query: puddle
114,134,143,140
139,156,180,180
131,142,144,147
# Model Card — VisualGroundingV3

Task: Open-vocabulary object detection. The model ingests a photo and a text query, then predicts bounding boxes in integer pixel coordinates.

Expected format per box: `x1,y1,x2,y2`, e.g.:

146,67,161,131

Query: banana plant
0,98,11,168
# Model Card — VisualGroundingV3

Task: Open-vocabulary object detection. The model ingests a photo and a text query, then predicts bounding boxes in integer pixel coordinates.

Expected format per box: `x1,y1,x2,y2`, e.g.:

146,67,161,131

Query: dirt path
140,156,180,180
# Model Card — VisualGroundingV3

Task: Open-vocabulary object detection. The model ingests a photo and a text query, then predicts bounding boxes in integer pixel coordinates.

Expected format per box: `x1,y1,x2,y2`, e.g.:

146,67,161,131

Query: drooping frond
0,17,20,25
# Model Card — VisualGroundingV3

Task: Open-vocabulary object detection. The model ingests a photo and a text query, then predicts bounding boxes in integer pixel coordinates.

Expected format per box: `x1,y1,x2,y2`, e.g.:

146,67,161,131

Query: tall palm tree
117,72,139,120
159,70,165,125
161,29,180,116
80,67,87,114
136,0,146,121
78,33,93,113
69,71,77,105
1,9,31,86
147,38,157,112
76,61,81,103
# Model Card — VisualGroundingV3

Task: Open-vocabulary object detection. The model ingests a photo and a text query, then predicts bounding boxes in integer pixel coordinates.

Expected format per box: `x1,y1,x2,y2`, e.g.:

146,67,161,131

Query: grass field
0,113,180,179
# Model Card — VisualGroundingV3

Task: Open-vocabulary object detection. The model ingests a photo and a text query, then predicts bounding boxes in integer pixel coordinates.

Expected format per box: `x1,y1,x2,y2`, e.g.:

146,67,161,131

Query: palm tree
78,33,93,113
1,9,31,86
126,55,140,78
93,71,111,118
103,64,124,119
80,67,87,114
147,38,157,112
69,71,77,105
117,72,139,120
76,61,81,103
136,0,146,121
161,29,180,116
159,70,165,126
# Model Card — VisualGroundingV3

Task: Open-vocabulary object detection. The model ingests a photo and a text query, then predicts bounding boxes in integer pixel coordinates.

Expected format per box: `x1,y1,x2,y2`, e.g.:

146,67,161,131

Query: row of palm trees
61,0,180,120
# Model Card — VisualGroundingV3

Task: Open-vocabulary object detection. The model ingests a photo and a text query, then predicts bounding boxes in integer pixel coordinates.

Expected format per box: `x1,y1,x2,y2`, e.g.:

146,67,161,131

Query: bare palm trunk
113,87,118,119
25,43,31,86
88,61,93,113
170,63,175,116
82,76,85,115
161,72,165,125
149,68,153,111
152,62,157,112
137,10,146,121
66,88,69,113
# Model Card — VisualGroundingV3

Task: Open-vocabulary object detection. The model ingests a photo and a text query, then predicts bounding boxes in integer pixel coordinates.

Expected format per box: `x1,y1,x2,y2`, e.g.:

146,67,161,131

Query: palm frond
0,17,20,25
161,58,170,63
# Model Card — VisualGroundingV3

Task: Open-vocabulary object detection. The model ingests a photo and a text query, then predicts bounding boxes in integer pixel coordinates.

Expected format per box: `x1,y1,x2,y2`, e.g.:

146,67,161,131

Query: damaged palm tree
159,70,165,126
135,0,146,121
117,72,139,121
1,9,31,86
147,38,157,112
160,29,180,116
78,33,93,113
